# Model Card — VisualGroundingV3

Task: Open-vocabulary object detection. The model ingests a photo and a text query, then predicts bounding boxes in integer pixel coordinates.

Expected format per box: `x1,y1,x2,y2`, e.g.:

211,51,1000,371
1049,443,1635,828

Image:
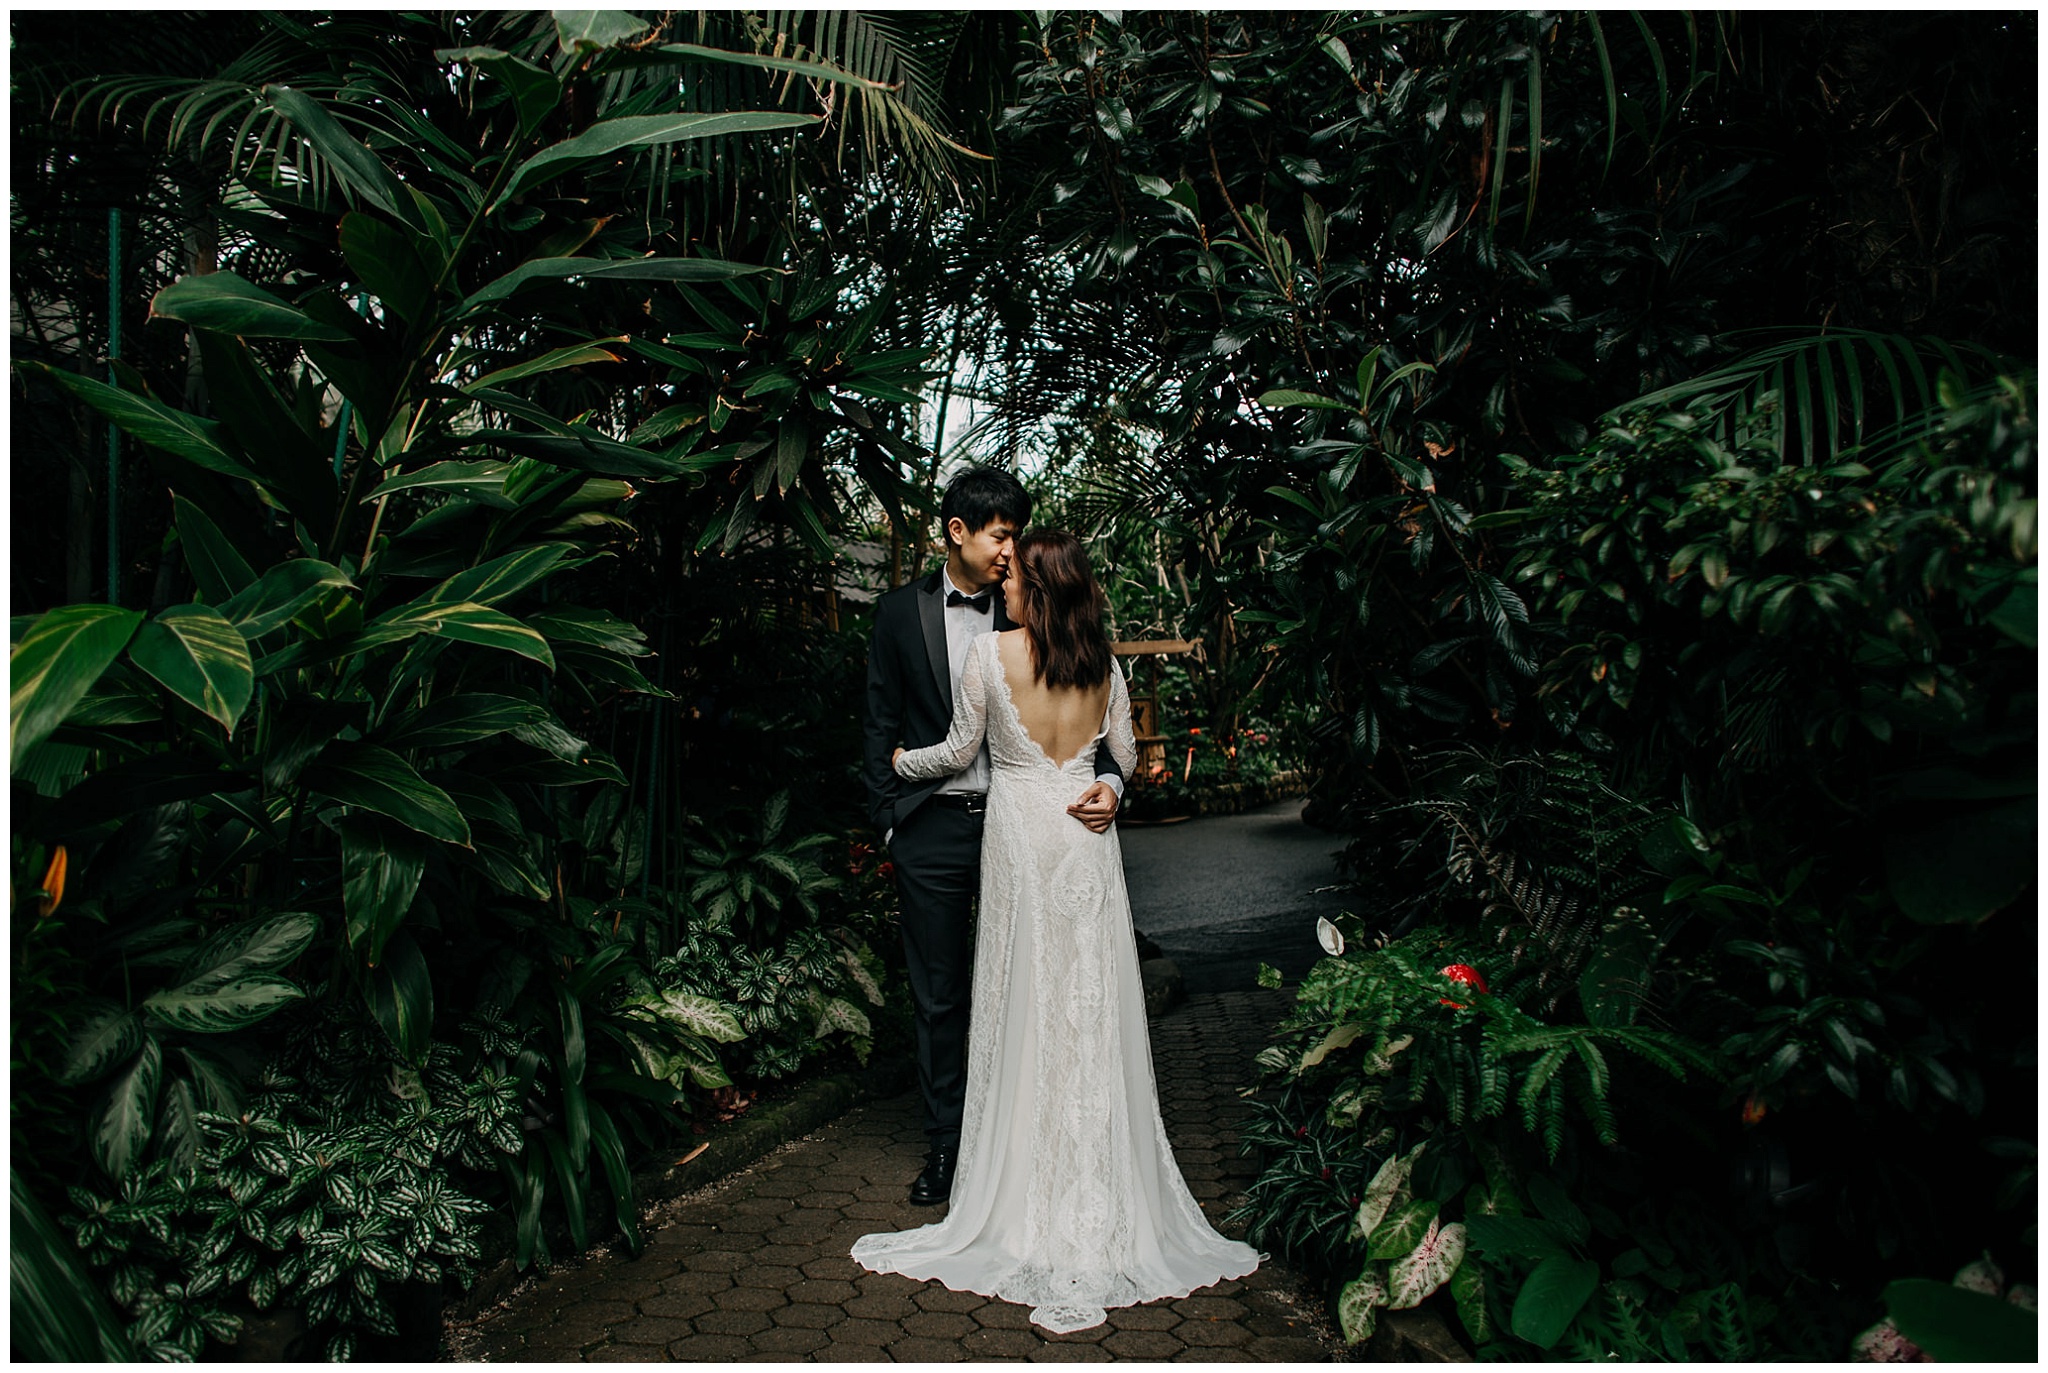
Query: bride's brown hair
1012,529,1113,689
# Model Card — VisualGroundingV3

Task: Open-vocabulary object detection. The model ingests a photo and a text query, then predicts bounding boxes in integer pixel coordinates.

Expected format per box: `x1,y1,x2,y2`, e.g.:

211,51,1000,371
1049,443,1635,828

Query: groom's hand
1067,781,1119,833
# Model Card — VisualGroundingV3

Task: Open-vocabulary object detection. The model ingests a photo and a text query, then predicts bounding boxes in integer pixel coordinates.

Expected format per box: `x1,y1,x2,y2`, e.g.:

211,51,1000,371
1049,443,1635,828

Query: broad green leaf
364,930,434,1063
526,607,652,657
172,493,258,603
339,817,426,965
1258,388,1353,411
364,460,515,506
496,111,817,206
586,1099,643,1255
813,996,872,1040
1337,1265,1388,1345
302,742,472,845
143,974,303,1033
1368,1198,1439,1260
56,1001,143,1087
174,1045,244,1115
218,559,355,640
426,544,575,607
1388,1220,1466,1309
177,911,320,990
1300,1022,1363,1071
1448,1260,1494,1343
1883,1278,2037,1363
24,364,254,482
553,9,653,51
1887,798,2035,923
11,605,144,771
466,339,625,391
261,84,424,229
91,1039,161,1180
1984,580,2035,647
435,46,561,138
460,253,769,313
1510,1255,1601,1349
380,692,550,750
621,988,746,1042
1465,1212,1569,1263
354,601,555,668
149,271,351,342
339,212,436,324
10,1168,139,1359
1353,1146,1415,1239
466,425,696,479
127,605,254,733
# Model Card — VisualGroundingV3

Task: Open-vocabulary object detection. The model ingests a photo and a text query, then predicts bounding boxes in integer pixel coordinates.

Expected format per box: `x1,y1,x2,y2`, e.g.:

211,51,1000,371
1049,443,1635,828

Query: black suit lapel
917,571,952,712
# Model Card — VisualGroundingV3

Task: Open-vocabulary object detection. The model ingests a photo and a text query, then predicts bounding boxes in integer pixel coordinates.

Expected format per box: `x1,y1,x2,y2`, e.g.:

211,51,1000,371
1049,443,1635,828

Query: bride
851,529,1259,1334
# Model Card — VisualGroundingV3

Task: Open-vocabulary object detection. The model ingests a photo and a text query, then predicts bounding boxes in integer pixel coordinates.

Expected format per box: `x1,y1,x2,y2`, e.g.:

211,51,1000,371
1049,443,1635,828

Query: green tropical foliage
9,5,2035,1362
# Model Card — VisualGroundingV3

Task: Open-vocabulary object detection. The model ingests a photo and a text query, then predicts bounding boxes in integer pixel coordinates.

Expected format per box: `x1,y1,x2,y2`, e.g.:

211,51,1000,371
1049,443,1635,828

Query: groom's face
948,516,1019,592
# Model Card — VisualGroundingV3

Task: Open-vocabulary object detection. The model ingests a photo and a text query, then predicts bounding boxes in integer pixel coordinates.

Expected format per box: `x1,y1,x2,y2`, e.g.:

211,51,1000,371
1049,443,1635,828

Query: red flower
1189,728,1203,737
1438,998,1468,1010
877,862,895,880
1439,963,1490,994
1319,1166,1333,1181
1741,1095,1767,1126
1295,1125,1309,1138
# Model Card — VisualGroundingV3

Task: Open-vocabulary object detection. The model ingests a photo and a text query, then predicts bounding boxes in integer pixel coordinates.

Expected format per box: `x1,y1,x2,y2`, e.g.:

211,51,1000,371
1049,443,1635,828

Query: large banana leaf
494,111,819,207
149,269,351,341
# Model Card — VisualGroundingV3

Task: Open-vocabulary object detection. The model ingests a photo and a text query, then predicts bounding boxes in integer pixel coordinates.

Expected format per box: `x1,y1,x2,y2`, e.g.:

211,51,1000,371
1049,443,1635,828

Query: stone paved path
444,987,1343,1362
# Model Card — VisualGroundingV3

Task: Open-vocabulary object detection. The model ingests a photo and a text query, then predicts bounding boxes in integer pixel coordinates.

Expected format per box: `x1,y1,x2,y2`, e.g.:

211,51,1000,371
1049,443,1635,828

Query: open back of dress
853,633,1260,1332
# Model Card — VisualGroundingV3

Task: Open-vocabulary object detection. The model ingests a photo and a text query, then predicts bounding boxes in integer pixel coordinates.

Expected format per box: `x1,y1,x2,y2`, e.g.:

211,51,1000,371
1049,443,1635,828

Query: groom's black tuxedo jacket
862,568,1124,837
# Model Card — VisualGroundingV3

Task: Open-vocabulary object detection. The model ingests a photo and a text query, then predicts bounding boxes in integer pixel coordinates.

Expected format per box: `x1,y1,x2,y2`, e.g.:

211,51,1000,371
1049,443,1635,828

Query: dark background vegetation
11,9,2035,1362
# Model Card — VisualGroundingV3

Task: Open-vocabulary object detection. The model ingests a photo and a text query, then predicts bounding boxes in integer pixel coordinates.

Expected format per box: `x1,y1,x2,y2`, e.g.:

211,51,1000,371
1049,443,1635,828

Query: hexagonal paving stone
1171,1295,1248,1322
692,1308,774,1337
782,1277,857,1304
823,1345,891,1362
666,1333,755,1360
794,1189,858,1210
730,1264,802,1292
799,1256,864,1282
1246,1334,1333,1360
824,1316,905,1348
963,1326,1045,1358
586,1341,665,1360
886,1335,971,1362
901,1310,980,1340
680,1249,753,1274
1170,1348,1257,1362
711,1284,788,1313
658,1269,735,1297
770,1301,846,1331
972,1300,1039,1331
607,1315,696,1346
1025,1341,1114,1362
1103,1304,1183,1332
912,1285,988,1314
842,1292,918,1321
751,1324,831,1355
1103,1329,1188,1359
1174,1318,1255,1348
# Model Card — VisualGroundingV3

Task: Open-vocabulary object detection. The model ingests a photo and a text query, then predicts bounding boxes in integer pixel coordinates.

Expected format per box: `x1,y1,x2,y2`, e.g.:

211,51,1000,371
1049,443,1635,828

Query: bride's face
1002,563,1030,625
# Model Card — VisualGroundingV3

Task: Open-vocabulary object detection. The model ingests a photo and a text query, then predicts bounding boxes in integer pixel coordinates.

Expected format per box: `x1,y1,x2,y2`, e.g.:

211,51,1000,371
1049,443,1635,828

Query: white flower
1316,917,1345,957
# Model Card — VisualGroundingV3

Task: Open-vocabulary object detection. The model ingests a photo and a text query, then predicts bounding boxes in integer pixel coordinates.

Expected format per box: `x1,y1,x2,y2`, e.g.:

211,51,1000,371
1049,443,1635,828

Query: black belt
926,792,987,815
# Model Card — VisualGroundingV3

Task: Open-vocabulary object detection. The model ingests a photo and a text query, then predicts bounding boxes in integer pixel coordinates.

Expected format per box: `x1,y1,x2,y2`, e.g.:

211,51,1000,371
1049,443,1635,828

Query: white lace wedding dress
851,632,1259,1333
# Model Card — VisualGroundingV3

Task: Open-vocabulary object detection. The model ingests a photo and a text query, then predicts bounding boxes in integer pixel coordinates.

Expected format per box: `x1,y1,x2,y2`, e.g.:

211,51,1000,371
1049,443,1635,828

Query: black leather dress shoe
909,1148,957,1206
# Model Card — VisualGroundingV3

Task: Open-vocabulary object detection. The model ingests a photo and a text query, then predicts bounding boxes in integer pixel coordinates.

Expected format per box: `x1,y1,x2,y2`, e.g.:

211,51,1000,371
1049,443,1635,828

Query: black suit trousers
887,800,982,1151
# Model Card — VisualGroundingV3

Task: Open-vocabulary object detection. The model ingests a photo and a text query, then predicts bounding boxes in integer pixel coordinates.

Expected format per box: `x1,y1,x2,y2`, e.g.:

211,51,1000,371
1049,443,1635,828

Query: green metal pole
106,208,122,604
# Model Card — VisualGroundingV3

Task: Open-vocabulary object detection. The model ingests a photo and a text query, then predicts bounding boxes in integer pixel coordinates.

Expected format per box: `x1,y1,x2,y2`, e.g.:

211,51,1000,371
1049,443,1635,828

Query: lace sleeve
1106,658,1138,777
895,633,994,781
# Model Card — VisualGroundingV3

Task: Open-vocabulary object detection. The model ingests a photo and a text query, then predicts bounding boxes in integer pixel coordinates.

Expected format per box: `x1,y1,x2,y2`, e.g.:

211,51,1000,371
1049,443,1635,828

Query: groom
862,466,1124,1205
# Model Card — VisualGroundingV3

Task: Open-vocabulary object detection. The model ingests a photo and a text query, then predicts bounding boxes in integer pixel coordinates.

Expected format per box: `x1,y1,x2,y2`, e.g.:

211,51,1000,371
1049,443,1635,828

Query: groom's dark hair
940,466,1032,548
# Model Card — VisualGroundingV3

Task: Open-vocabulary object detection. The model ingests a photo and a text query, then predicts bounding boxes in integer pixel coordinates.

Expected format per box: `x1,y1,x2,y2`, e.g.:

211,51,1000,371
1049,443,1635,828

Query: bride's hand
891,747,905,770
1067,780,1119,834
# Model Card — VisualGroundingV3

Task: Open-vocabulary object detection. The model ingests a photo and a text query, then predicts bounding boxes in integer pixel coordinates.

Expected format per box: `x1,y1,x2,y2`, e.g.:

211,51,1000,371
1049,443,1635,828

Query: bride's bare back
996,629,1110,766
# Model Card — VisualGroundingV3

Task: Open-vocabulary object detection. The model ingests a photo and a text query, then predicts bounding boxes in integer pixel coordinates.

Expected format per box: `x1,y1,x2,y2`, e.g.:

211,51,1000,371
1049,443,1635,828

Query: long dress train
851,633,1259,1333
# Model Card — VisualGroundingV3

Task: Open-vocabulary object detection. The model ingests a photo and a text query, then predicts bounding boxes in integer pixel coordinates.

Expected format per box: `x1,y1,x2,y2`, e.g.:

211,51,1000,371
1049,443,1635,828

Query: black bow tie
946,589,993,613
